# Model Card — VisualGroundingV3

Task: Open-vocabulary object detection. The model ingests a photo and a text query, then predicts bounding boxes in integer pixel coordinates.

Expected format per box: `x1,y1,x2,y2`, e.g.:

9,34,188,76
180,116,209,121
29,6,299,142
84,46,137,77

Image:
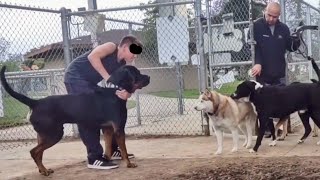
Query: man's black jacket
253,17,300,82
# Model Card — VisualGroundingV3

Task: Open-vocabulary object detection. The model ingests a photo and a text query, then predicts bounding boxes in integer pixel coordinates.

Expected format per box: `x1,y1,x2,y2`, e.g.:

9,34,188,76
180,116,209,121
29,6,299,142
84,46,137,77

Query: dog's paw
249,149,256,153
269,140,277,147
297,139,304,144
231,148,238,153
245,144,252,149
215,150,222,155
242,141,248,147
277,136,285,141
39,168,54,176
127,163,138,168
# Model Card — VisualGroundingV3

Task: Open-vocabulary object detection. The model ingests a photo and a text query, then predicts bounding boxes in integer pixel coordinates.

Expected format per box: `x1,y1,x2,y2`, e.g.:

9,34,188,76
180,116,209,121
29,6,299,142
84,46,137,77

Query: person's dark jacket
254,17,300,82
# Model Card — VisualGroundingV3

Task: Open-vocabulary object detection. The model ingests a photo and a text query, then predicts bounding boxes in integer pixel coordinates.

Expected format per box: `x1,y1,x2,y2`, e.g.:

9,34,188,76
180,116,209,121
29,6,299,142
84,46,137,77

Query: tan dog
194,89,256,155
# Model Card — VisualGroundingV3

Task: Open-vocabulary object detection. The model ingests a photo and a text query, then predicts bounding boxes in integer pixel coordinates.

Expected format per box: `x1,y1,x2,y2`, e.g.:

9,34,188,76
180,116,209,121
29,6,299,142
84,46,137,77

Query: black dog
0,65,150,176
230,58,320,152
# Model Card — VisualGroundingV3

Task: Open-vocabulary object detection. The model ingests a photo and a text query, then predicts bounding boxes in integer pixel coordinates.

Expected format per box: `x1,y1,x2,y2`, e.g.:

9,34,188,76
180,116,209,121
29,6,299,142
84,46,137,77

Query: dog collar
207,112,214,116
105,82,119,89
97,81,122,90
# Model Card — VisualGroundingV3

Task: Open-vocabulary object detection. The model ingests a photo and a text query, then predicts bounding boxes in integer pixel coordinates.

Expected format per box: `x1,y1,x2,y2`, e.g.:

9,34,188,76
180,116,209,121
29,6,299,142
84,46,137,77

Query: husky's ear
204,89,212,98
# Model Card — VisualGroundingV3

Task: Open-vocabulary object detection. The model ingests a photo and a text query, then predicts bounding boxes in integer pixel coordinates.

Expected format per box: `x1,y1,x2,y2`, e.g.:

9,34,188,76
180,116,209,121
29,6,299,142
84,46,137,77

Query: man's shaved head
265,2,281,26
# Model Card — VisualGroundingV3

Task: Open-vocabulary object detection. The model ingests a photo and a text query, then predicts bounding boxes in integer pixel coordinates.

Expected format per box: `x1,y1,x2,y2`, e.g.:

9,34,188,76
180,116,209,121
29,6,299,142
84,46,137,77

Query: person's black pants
64,82,118,161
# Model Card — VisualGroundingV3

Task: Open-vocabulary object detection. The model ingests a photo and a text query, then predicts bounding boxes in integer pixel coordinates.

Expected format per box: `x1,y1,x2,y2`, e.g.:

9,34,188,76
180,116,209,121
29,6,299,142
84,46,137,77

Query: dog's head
230,80,263,102
194,89,219,114
107,65,150,93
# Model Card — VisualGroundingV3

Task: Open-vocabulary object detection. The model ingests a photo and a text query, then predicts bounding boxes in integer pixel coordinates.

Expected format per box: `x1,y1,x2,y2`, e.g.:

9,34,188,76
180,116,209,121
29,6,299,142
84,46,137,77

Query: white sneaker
87,159,119,170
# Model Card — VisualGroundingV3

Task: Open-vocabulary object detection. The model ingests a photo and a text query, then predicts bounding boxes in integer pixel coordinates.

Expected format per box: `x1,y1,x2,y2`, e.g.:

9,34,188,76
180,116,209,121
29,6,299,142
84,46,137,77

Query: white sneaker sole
87,164,119,170
111,155,135,160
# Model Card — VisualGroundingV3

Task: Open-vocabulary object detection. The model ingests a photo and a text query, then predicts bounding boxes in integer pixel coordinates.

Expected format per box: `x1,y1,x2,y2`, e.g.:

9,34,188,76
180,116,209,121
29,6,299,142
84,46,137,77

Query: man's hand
251,64,262,77
116,89,132,100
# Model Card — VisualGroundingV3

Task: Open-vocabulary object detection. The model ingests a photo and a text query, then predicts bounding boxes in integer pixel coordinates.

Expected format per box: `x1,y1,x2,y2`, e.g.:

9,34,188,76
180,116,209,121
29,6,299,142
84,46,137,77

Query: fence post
248,0,255,69
195,0,209,135
306,6,313,79
205,0,214,90
280,0,286,23
60,7,72,66
60,7,78,137
194,1,207,93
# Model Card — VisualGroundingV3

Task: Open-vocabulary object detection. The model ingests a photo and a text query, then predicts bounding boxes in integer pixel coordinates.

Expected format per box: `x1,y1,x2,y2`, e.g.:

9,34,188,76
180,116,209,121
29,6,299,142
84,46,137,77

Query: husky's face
194,89,216,113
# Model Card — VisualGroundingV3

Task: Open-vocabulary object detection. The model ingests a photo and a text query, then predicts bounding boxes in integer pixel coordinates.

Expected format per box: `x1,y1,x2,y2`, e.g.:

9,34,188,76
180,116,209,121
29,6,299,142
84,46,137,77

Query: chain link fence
1,0,319,152
0,3,77,150
284,0,320,84
66,1,207,136
202,0,257,91
0,1,209,151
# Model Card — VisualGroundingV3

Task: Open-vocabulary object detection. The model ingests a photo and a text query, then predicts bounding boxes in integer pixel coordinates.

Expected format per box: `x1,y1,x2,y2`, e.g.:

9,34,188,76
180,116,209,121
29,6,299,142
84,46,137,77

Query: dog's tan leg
275,118,287,141
230,129,239,153
214,128,223,155
30,131,63,176
114,130,137,168
312,121,319,137
245,118,253,149
281,119,288,139
239,125,248,148
102,126,114,160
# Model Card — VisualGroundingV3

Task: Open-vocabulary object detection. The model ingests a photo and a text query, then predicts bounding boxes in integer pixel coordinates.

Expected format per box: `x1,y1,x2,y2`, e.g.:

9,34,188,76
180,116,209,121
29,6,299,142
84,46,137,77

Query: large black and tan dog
0,65,150,176
230,64,320,153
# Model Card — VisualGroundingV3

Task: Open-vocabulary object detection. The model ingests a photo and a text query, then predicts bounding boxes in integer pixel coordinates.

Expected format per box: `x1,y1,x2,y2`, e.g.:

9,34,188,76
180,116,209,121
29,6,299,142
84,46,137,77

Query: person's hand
251,64,262,77
116,89,132,100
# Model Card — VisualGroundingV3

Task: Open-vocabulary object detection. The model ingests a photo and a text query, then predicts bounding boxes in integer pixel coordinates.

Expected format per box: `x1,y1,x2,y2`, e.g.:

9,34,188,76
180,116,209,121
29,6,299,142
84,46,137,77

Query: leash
291,23,318,59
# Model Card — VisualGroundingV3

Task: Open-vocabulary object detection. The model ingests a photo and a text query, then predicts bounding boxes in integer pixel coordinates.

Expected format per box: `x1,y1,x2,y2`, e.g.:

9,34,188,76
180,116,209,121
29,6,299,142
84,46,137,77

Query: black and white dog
230,79,320,152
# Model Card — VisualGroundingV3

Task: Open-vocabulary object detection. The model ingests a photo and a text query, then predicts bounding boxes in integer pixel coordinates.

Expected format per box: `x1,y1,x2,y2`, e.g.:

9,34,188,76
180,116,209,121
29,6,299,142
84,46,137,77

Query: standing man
250,2,300,137
64,35,142,169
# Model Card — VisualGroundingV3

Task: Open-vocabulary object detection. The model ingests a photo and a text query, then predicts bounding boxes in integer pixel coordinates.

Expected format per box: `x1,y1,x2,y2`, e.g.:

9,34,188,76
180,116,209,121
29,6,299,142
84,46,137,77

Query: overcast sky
2,0,317,10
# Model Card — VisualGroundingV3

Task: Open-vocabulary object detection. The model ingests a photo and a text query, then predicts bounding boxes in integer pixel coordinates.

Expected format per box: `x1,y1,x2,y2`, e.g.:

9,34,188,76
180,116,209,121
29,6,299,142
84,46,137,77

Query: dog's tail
310,57,320,83
1,66,37,108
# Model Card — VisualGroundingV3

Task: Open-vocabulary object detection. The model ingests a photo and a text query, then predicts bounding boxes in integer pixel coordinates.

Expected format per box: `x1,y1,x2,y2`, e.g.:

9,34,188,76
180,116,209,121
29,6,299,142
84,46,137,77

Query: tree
209,0,265,25
0,37,10,61
138,0,159,65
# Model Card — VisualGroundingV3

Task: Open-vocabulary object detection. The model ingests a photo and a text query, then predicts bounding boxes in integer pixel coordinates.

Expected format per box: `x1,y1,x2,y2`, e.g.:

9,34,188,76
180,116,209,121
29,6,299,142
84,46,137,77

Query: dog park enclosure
0,0,320,152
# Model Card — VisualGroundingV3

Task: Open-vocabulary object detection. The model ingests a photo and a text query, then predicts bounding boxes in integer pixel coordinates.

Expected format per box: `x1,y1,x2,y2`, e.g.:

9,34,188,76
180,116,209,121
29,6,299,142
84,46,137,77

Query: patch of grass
127,100,136,109
150,81,242,99
0,96,29,127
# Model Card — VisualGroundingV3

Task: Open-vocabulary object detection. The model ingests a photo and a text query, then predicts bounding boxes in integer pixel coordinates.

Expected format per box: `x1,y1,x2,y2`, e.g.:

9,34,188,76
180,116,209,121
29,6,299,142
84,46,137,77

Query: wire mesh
1,0,319,152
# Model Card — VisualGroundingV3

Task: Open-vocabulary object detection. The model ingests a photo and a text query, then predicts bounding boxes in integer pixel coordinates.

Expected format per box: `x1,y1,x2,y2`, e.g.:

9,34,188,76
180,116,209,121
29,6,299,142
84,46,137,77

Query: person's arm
251,22,262,76
88,42,117,80
285,26,300,52
253,23,262,65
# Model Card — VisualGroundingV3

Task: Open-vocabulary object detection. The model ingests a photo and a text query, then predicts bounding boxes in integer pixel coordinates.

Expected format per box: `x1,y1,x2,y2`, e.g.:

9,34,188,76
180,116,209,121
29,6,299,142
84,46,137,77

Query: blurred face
124,45,138,63
265,5,280,26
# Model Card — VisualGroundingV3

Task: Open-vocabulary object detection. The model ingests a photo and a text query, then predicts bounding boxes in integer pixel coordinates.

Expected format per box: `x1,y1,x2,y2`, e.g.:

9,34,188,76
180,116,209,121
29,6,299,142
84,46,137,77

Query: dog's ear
244,81,256,90
204,89,212,98
311,79,318,83
245,80,263,91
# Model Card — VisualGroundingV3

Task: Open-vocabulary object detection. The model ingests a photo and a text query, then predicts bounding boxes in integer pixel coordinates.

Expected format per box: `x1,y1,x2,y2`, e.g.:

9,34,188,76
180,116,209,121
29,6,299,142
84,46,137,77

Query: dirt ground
4,127,320,180
10,156,320,180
